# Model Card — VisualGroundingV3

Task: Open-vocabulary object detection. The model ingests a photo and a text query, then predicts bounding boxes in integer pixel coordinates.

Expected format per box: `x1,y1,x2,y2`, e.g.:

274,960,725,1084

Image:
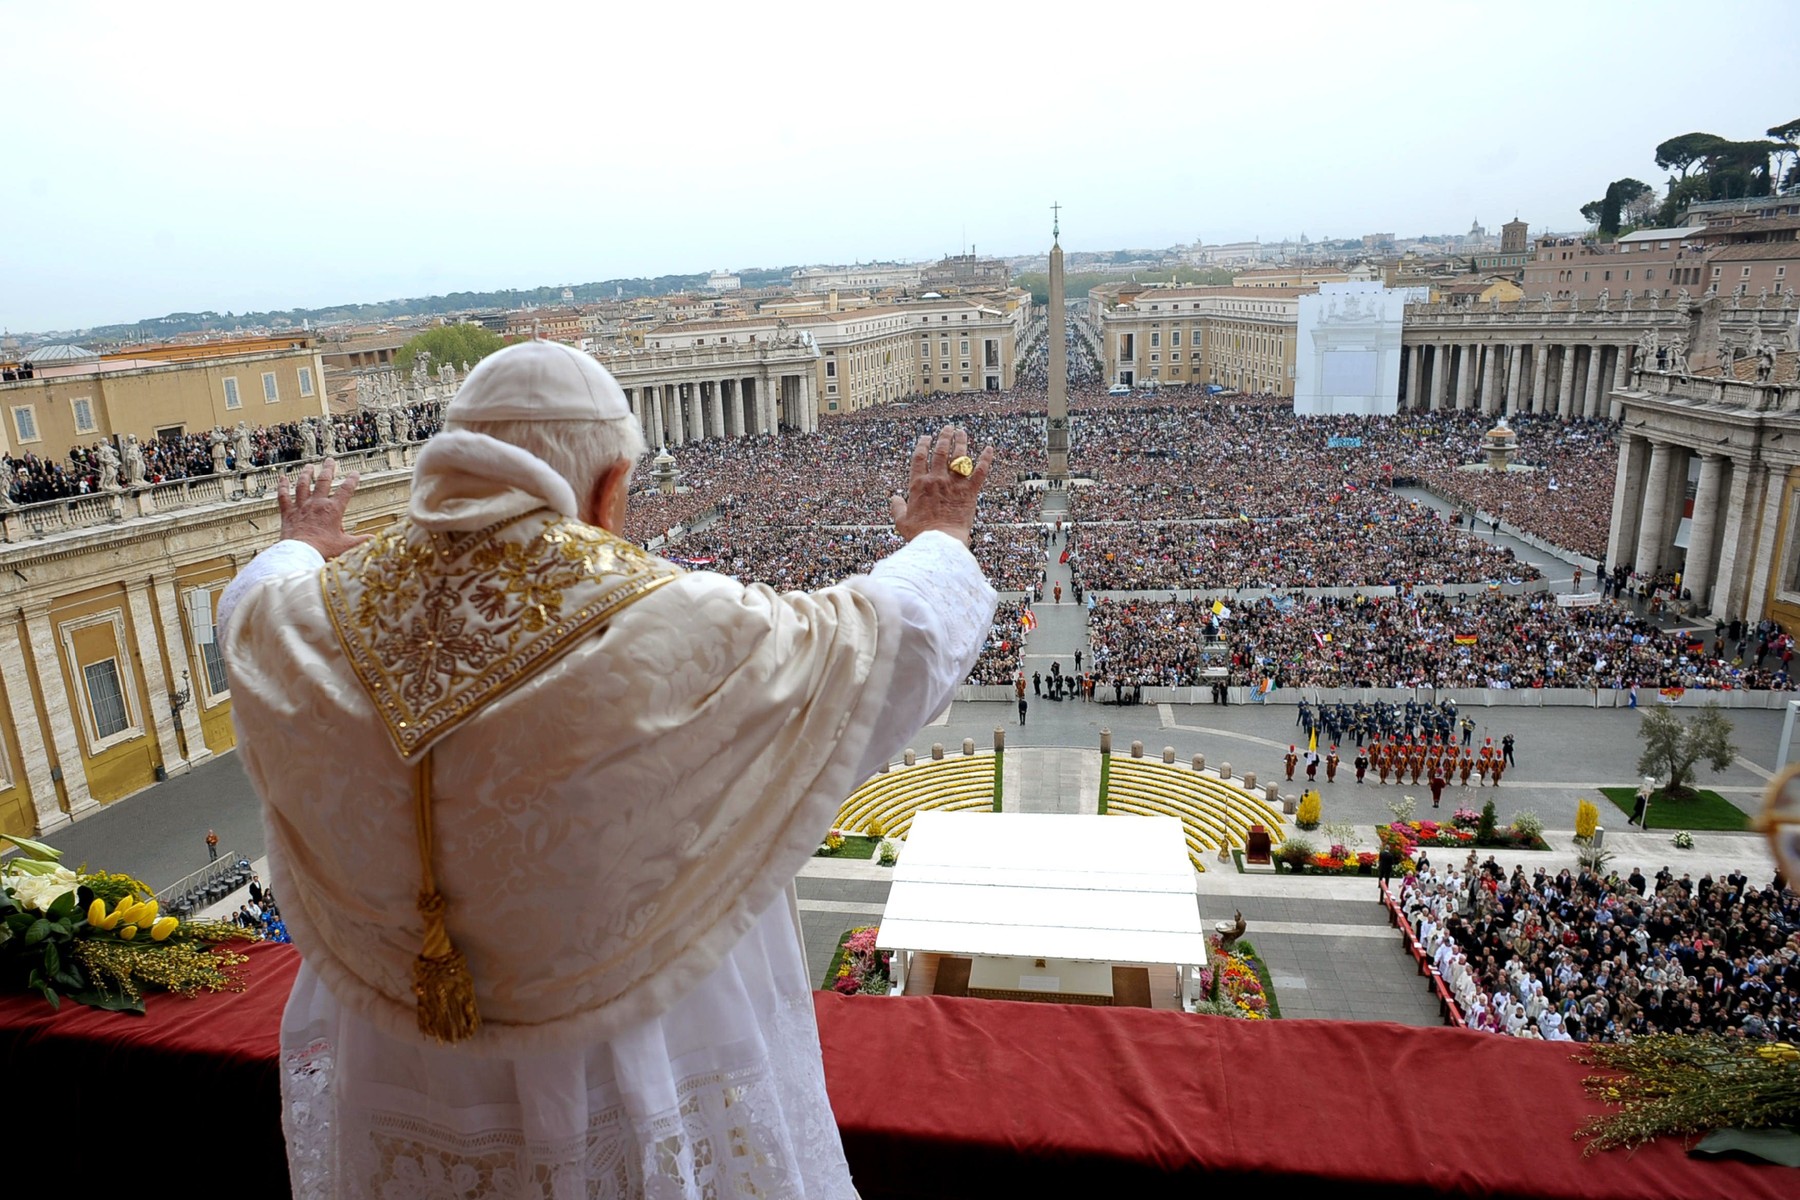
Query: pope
219,342,999,1198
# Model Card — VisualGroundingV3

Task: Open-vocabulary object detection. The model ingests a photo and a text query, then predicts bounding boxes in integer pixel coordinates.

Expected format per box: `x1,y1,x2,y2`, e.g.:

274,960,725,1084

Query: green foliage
1275,835,1316,869
1598,786,1749,832
395,323,505,378
1476,800,1498,843
1635,704,1737,799
1508,809,1544,839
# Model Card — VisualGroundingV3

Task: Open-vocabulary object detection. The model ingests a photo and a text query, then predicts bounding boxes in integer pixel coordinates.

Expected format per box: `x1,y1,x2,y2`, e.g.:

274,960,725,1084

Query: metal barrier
155,852,252,917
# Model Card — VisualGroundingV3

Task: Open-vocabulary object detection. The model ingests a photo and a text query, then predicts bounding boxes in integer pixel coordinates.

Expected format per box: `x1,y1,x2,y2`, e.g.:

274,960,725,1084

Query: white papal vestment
220,431,995,1199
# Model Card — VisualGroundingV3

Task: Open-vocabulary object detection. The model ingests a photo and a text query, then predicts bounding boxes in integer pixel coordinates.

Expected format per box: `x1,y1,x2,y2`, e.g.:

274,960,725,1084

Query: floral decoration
0,833,255,1013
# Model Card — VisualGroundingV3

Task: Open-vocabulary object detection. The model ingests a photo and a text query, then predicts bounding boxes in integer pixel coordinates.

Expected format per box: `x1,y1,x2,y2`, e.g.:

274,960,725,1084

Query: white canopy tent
877,811,1209,1010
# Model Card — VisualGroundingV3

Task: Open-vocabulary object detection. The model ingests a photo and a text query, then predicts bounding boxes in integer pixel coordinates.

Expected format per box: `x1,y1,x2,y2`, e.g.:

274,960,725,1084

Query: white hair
447,416,646,503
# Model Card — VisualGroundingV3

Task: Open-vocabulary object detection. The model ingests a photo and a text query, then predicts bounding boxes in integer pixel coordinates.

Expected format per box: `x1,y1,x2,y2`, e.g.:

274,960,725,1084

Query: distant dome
24,343,99,363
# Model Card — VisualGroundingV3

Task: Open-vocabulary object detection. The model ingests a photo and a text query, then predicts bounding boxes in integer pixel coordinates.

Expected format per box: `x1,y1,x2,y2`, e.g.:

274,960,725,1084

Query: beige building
1232,266,1349,289
1094,285,1305,394
0,443,416,838
0,338,328,456
1607,302,1800,624
647,291,1026,412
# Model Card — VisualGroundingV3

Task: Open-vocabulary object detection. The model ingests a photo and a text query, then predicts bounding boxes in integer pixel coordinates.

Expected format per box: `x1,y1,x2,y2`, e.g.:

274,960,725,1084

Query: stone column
1530,342,1549,414
1743,464,1789,620
124,579,186,776
1503,343,1523,413
705,380,724,442
1556,345,1577,417
0,618,67,834
1609,345,1631,421
1634,440,1674,576
1683,454,1728,613
1455,344,1476,410
1607,433,1648,567
22,603,97,819
151,572,211,765
1582,347,1606,419
1710,461,1760,621
1430,345,1449,410
1477,344,1497,414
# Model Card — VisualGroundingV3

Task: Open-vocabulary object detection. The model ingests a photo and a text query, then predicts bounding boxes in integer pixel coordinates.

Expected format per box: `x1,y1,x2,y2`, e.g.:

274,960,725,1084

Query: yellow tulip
111,900,140,927
149,916,179,942
119,925,137,940
134,898,158,925
87,898,107,926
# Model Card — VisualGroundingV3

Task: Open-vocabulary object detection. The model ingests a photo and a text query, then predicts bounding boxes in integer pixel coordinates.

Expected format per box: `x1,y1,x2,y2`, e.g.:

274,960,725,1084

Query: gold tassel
410,752,480,1043
413,889,480,1042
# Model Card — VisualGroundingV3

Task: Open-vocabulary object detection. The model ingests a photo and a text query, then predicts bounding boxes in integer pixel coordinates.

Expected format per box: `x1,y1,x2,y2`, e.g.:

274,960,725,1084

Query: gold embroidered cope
323,511,681,759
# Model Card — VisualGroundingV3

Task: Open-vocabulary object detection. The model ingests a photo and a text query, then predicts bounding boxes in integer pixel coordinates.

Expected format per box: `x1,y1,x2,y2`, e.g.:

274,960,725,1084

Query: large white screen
1322,349,1377,396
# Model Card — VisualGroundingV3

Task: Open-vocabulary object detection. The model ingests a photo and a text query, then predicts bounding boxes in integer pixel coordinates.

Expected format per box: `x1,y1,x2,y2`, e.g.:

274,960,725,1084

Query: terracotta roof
1705,242,1800,262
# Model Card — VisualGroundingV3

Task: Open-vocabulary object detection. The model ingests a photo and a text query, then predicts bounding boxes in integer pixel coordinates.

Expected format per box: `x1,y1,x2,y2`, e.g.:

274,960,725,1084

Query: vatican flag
1308,729,1317,754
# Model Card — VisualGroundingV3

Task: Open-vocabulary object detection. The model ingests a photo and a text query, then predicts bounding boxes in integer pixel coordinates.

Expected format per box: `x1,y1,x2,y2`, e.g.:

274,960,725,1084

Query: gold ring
950,455,975,477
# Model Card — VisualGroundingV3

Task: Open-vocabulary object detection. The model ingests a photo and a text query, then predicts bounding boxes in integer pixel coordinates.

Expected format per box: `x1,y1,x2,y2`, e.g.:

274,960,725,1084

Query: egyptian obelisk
1046,202,1069,481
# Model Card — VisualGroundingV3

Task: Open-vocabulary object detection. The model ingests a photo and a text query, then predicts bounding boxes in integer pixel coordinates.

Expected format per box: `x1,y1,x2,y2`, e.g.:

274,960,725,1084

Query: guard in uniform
1325,745,1340,784
1284,745,1299,781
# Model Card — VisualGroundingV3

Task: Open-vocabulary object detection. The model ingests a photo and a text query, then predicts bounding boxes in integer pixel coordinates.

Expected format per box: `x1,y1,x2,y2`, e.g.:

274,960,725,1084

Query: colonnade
619,370,818,449
1396,339,1636,420
1606,432,1775,620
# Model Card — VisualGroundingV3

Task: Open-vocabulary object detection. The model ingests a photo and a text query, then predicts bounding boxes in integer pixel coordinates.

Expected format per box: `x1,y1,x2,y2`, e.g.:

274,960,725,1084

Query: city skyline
3,0,1795,333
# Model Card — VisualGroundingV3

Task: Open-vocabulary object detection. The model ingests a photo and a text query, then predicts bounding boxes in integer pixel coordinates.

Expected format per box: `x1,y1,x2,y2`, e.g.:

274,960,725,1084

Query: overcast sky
4,0,1796,334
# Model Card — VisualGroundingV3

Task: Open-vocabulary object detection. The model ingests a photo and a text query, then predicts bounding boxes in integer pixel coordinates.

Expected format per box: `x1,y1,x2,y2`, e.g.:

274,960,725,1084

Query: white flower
3,865,82,913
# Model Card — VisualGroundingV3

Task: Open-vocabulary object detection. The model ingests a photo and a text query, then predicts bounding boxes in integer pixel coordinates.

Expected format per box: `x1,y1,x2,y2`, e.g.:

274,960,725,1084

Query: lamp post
168,669,192,762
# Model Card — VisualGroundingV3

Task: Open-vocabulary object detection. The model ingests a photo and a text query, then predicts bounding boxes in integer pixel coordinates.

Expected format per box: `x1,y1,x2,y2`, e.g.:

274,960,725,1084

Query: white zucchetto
446,340,631,423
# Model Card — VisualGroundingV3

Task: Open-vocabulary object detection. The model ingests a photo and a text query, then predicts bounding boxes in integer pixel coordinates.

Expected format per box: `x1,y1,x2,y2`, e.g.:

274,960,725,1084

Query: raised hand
888,425,994,546
276,458,369,560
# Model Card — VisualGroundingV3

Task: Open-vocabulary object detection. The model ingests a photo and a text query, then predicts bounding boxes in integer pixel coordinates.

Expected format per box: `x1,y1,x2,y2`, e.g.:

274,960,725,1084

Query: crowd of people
1086,590,1798,692
230,870,291,944
1400,858,1799,1042
3,402,444,504
663,521,1045,595
1072,504,1538,592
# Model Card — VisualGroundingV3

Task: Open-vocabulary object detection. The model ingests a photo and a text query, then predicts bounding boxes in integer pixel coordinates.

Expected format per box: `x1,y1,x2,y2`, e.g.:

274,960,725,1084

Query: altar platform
877,811,1209,1008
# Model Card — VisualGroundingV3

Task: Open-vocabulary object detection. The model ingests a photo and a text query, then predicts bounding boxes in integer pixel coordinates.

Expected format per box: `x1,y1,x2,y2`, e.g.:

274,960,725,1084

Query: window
223,377,241,409
262,372,279,402
71,398,96,434
187,588,228,698
959,339,969,354
1171,330,1181,347
11,406,37,443
1743,267,1753,278
1646,269,1656,280
1150,332,1160,348
1171,351,1182,361
960,375,969,385
298,366,316,397
825,361,836,377
83,659,129,739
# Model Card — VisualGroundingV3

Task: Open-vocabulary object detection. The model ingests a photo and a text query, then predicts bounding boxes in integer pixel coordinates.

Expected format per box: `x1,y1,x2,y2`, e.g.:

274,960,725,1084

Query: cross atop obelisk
1046,202,1069,480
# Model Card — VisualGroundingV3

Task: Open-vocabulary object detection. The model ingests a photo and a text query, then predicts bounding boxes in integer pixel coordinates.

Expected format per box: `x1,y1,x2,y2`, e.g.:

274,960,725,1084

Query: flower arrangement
1577,1035,1800,1159
1509,809,1545,840
830,925,891,996
1206,933,1269,1019
1294,793,1322,830
877,840,899,867
1672,830,1695,849
0,834,254,1013
816,830,846,856
1451,807,1482,831
1575,798,1600,841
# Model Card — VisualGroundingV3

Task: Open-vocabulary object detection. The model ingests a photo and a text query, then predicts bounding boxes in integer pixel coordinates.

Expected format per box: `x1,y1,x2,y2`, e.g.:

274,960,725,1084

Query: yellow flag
1308,729,1317,754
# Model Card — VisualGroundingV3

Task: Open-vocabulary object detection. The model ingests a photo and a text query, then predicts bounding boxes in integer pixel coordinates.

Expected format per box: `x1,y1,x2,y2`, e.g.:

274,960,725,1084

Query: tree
1769,117,1800,191
1598,182,1624,238
1635,704,1737,800
394,323,505,378
1580,198,1606,226
1655,132,1729,180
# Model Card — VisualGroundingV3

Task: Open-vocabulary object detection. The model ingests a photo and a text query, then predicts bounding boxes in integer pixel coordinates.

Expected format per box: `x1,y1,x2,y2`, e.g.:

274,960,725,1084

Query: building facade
1606,303,1800,624
1094,286,1303,393
0,339,329,455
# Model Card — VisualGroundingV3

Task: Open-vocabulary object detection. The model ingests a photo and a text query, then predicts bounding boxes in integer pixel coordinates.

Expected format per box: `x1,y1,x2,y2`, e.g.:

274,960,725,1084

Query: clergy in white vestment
220,341,998,1199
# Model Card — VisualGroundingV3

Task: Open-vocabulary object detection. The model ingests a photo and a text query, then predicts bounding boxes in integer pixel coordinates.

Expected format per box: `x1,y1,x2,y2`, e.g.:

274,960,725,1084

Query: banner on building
1326,436,1364,449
